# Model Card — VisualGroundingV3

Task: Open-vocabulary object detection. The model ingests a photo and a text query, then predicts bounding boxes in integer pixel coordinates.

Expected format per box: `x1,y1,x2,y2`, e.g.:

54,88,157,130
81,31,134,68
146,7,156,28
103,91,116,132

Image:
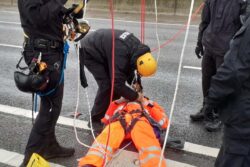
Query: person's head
136,52,157,77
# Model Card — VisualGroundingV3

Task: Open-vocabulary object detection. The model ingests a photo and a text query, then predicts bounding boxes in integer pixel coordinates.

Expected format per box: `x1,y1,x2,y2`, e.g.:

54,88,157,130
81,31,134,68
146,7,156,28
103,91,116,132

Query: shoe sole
190,117,204,122
205,127,221,132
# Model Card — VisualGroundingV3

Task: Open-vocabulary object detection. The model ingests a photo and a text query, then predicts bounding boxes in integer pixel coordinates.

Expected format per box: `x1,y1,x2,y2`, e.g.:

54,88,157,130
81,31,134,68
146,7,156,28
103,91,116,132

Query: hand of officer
195,42,204,59
132,82,142,93
136,92,144,103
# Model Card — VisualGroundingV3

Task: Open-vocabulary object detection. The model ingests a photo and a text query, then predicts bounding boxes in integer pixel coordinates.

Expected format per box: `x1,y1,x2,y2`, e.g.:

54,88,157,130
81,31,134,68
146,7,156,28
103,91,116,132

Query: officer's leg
84,60,120,122
202,49,216,97
203,54,223,132
190,49,215,121
21,53,74,165
215,145,245,167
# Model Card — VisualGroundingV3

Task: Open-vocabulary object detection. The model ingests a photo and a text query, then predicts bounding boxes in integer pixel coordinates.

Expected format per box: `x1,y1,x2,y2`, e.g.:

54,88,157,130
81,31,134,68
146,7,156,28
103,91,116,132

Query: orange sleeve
147,102,169,129
101,102,119,124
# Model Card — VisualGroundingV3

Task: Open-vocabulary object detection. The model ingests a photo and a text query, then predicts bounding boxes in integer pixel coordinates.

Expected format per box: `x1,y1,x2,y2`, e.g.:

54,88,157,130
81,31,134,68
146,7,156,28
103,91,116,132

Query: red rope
151,2,204,52
102,0,115,166
141,0,146,43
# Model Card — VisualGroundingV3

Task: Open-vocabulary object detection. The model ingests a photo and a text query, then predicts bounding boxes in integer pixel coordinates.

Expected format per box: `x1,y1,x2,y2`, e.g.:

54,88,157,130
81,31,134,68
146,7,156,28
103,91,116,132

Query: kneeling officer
79,29,157,125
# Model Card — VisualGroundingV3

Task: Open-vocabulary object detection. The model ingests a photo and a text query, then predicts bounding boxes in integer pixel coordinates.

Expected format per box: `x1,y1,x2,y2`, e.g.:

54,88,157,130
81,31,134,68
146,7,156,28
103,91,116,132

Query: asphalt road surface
0,6,222,167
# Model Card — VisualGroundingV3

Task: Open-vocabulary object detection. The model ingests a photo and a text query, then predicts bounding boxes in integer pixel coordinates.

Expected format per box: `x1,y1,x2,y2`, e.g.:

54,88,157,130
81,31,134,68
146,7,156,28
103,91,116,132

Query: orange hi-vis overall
78,98,168,167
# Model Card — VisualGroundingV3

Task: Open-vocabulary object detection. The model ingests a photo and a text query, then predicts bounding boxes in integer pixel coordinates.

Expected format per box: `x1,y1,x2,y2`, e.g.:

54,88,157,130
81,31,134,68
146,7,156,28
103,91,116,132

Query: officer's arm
207,25,250,107
197,0,210,44
114,67,138,101
22,0,67,26
109,47,138,101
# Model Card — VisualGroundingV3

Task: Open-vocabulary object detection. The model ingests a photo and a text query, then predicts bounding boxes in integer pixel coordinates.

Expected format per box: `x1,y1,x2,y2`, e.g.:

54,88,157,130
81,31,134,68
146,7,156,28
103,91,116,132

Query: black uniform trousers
215,136,250,167
81,50,120,122
202,49,224,98
23,46,64,162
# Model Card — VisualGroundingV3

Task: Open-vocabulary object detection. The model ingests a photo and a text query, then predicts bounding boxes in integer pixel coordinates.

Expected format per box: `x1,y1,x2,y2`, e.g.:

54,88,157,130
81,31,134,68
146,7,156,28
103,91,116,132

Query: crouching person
78,97,168,167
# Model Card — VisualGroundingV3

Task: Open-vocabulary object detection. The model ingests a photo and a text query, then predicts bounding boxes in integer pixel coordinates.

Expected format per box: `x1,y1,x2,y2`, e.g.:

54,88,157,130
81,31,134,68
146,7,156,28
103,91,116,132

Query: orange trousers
78,120,166,167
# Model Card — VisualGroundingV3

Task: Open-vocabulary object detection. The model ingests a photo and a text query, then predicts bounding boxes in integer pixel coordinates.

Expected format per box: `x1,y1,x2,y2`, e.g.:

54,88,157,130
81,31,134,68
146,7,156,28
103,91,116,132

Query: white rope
73,42,106,154
83,0,88,18
154,0,161,63
158,0,195,166
104,141,132,166
73,42,93,148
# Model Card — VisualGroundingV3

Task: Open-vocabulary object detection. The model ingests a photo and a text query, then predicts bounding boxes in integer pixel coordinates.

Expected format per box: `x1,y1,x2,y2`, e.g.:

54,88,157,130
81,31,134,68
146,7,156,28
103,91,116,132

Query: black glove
195,42,204,59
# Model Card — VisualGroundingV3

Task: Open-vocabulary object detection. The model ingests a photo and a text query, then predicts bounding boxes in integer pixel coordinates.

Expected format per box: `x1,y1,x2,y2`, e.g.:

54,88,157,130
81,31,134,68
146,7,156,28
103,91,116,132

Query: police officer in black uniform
18,0,75,166
190,0,245,132
79,29,157,126
204,4,250,165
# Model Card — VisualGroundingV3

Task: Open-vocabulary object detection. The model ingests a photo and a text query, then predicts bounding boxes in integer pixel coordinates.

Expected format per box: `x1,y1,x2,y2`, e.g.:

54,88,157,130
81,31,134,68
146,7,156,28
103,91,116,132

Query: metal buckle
36,39,47,49
50,41,57,49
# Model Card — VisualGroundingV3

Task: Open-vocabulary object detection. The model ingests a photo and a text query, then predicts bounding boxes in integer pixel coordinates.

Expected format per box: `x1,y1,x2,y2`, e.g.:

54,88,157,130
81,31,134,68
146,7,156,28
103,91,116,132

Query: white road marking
0,148,65,167
183,66,201,70
0,148,194,167
0,20,20,25
0,10,199,27
184,142,219,158
0,43,22,48
0,104,90,130
108,149,196,167
0,104,219,158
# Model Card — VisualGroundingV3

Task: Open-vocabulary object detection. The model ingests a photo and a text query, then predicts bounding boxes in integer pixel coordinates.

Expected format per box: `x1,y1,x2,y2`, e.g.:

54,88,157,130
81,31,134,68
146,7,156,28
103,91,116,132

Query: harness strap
125,117,140,133
16,54,29,70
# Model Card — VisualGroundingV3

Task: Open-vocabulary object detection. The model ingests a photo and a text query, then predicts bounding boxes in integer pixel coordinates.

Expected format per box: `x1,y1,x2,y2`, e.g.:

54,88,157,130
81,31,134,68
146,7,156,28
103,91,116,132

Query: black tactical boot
19,151,33,167
42,142,75,159
19,162,26,167
204,109,222,132
190,108,204,121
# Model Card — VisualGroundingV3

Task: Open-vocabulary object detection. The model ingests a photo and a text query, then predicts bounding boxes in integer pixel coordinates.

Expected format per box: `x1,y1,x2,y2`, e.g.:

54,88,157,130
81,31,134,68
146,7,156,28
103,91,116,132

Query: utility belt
24,37,64,51
14,40,68,95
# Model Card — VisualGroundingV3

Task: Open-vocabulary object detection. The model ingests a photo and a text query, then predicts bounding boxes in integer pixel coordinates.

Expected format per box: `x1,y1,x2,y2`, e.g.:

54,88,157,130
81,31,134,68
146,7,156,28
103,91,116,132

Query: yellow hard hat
136,52,157,77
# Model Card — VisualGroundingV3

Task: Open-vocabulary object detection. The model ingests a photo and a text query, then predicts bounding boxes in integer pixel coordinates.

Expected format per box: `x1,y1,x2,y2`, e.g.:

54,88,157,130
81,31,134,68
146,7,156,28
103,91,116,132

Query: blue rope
37,41,69,97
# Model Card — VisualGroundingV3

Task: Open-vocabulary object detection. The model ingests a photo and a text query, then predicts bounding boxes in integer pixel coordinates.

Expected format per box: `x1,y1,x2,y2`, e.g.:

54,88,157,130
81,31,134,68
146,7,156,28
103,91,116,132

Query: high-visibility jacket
79,98,168,167
101,98,168,130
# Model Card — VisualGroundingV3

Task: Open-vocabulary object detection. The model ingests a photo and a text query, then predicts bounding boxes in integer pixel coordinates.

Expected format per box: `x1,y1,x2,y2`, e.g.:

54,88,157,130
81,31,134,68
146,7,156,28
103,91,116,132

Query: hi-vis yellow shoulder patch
27,153,50,167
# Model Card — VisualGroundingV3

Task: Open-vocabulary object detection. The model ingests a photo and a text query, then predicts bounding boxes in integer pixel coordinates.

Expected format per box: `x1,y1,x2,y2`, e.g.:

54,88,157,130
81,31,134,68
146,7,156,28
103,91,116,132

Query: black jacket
80,29,150,101
198,0,244,56
18,0,67,41
206,17,250,139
